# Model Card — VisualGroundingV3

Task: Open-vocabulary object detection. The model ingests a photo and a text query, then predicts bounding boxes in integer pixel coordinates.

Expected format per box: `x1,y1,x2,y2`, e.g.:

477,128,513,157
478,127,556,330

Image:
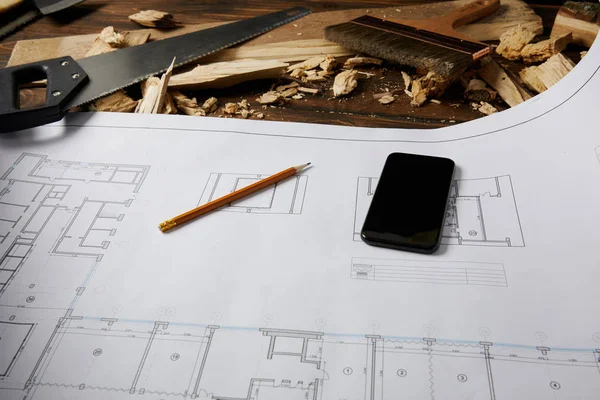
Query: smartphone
360,152,455,254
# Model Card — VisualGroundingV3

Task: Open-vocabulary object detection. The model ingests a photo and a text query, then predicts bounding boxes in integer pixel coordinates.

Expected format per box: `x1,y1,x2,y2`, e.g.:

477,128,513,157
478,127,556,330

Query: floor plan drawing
198,172,308,214
351,257,508,287
3,316,598,400
353,175,525,247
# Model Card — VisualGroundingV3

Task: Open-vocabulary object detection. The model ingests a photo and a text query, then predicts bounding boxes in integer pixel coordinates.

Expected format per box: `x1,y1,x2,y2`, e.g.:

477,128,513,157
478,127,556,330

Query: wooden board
551,1,600,48
7,0,542,67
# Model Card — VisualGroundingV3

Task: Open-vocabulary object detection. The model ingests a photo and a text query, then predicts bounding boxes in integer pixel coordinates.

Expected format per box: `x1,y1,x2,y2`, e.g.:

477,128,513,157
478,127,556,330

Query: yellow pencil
159,163,311,232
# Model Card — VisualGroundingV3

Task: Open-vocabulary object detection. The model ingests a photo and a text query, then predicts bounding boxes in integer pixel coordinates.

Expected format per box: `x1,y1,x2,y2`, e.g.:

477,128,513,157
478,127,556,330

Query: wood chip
496,25,537,60
129,10,177,28
287,56,325,72
90,90,138,113
378,95,395,104
256,112,264,119
519,53,575,93
521,33,572,63
478,56,528,107
135,77,160,113
256,91,281,104
275,82,299,92
290,69,306,78
478,101,498,115
202,97,218,114
162,93,177,114
333,70,358,97
280,87,298,98
401,71,412,91
237,99,249,110
152,58,175,114
343,56,383,68
85,26,150,57
404,89,413,98
581,51,587,58
292,93,304,100
298,87,319,94
170,91,206,116
223,102,239,114
169,59,288,90
465,78,497,102
319,55,337,73
429,99,441,104
410,72,444,107
239,109,249,118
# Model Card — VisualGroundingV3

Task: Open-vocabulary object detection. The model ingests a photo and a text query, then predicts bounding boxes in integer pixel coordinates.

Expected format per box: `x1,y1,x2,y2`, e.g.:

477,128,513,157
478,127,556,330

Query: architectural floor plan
1,151,598,399
353,175,525,247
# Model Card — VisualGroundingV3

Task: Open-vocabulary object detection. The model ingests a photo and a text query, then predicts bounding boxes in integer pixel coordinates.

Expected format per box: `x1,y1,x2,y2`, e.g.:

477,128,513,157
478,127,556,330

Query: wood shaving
239,109,249,118
332,70,358,97
478,101,498,115
319,55,337,73
401,71,412,91
129,10,177,28
404,89,413,98
520,33,572,63
581,51,588,58
378,95,395,104
292,93,304,100
410,72,445,107
496,25,536,60
287,56,325,72
170,91,206,116
343,56,383,68
90,90,138,113
429,99,441,104
256,91,282,104
256,112,264,119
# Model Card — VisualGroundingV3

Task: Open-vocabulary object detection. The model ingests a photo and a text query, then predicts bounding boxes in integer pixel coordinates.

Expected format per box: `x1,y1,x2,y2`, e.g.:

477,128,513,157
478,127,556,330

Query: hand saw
0,7,311,133
0,0,86,39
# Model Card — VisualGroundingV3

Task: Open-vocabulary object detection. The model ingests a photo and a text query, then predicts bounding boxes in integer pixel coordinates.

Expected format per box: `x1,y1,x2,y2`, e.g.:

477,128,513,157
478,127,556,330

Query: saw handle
0,56,88,133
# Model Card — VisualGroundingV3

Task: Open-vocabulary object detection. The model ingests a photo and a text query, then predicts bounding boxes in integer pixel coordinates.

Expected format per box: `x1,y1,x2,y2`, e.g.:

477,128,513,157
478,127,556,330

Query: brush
324,0,500,80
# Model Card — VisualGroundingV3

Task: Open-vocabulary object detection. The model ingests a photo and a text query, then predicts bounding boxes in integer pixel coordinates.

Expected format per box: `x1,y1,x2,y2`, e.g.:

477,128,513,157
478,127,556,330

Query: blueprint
1,43,600,400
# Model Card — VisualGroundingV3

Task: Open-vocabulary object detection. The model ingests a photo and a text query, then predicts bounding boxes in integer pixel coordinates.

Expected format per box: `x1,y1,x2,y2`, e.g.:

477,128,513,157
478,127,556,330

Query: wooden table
0,0,563,129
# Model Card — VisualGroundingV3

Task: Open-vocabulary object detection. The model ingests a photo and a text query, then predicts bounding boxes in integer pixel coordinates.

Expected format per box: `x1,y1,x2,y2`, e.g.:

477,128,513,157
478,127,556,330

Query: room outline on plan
353,175,525,247
2,153,599,400
198,172,308,214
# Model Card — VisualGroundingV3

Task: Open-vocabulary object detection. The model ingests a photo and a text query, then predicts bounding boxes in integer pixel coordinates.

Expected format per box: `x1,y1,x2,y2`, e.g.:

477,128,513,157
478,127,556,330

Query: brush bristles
325,21,474,79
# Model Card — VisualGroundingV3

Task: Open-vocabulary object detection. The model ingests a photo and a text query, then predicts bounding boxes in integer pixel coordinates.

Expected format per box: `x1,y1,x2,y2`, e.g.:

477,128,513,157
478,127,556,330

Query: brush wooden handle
438,0,501,29
0,0,23,14
399,0,501,40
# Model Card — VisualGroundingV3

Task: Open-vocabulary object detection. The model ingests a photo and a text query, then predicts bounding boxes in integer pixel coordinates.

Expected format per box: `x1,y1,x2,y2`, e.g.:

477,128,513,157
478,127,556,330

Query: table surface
0,0,562,129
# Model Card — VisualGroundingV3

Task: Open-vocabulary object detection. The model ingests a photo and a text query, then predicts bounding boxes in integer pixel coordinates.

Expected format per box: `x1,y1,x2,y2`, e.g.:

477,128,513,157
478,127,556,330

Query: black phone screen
361,152,455,254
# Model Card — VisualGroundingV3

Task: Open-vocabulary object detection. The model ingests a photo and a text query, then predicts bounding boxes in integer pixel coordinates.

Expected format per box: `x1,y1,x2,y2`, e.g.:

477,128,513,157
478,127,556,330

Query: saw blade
34,0,86,15
0,9,40,39
67,7,311,108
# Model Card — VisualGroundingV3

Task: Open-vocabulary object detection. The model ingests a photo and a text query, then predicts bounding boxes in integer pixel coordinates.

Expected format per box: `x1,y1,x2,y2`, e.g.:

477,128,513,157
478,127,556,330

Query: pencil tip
307,162,311,166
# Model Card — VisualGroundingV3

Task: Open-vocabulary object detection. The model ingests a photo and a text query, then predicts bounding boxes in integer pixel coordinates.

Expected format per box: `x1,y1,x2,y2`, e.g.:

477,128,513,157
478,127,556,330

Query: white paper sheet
1,45,600,400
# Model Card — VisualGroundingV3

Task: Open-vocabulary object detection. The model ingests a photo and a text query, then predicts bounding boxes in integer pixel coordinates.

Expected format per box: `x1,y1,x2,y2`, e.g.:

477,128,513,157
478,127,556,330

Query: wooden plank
7,0,542,67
